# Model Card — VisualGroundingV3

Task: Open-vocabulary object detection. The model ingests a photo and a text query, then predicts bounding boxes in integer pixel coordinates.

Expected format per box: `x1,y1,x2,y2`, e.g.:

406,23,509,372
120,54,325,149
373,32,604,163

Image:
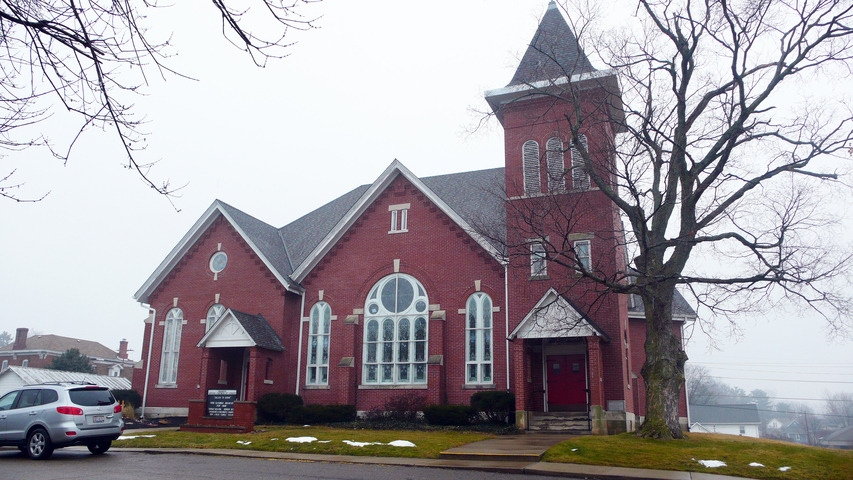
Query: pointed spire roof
508,1,596,87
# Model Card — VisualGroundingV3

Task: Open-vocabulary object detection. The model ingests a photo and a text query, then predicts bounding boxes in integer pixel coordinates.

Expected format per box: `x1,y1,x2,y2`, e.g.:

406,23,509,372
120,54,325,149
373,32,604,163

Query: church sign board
206,389,237,417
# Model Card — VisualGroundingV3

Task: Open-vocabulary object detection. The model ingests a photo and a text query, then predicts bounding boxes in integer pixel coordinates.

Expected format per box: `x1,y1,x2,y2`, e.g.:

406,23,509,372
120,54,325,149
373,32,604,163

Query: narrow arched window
159,307,183,384
363,274,429,385
546,137,565,194
206,304,225,332
307,302,331,385
522,140,541,196
466,293,493,384
571,134,590,190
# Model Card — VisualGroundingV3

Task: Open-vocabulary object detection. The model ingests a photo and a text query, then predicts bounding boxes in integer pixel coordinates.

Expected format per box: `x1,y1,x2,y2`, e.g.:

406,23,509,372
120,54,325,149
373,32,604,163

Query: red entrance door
546,354,587,411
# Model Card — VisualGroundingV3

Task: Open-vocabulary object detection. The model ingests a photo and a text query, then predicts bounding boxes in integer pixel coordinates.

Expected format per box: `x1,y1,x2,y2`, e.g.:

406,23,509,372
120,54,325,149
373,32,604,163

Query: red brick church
132,2,694,434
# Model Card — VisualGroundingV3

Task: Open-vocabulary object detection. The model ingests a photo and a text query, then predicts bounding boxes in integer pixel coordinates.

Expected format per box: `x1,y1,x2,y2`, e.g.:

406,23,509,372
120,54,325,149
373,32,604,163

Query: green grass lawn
114,425,494,459
542,432,853,480
115,427,853,480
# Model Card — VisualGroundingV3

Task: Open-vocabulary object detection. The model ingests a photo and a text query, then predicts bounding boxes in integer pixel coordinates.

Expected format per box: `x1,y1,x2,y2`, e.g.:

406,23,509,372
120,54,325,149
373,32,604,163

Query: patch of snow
779,466,791,472
117,435,156,440
303,424,311,427
236,440,252,445
387,440,416,447
286,436,318,443
571,448,578,452
749,462,765,467
317,440,331,443
343,440,379,447
697,460,727,468
270,438,279,441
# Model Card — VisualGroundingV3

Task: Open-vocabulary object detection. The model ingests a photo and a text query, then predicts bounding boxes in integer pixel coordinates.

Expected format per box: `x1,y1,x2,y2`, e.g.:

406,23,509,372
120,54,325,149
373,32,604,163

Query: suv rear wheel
26,428,53,460
87,440,111,455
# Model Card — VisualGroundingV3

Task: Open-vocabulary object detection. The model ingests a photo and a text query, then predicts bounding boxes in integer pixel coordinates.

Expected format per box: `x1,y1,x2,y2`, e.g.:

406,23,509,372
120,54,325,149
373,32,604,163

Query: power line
702,394,851,402
691,403,852,419
707,375,853,384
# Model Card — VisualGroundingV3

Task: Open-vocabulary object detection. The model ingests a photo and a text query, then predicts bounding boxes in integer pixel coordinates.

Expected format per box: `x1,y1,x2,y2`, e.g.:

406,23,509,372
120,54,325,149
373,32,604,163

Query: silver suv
0,382,124,459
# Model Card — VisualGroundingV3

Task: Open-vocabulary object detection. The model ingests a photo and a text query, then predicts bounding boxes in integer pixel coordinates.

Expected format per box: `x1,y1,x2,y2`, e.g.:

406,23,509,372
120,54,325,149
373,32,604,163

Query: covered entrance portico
183,309,285,433
510,289,610,433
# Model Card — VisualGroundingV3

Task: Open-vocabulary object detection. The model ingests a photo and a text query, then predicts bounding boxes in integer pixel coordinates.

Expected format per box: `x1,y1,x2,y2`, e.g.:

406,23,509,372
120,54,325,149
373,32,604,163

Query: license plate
93,415,105,424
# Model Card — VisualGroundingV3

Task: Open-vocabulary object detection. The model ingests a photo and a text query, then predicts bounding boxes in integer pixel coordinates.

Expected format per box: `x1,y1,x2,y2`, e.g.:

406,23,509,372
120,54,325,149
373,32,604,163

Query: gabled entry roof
197,309,284,351
509,288,610,341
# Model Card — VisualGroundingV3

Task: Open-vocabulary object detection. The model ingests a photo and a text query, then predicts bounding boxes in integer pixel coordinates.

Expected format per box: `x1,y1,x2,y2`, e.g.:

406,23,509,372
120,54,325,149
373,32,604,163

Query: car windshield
69,388,115,406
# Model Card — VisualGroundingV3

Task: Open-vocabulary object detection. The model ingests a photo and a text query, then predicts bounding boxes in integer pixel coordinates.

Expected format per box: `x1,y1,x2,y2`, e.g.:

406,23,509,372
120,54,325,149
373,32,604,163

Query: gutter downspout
504,265,510,391
295,291,306,396
141,304,156,419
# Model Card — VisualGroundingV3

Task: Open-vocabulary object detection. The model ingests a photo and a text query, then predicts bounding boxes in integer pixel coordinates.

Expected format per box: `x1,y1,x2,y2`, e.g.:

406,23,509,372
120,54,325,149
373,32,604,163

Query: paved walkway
115,429,750,480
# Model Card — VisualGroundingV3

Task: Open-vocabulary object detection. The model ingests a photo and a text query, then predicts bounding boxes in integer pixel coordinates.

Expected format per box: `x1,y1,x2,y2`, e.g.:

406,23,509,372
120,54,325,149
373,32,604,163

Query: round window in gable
209,251,228,273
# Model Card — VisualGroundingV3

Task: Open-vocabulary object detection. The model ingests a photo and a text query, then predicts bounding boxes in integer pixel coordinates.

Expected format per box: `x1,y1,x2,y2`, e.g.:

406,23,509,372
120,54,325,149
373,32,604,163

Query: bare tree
494,0,853,439
0,0,318,203
824,391,853,427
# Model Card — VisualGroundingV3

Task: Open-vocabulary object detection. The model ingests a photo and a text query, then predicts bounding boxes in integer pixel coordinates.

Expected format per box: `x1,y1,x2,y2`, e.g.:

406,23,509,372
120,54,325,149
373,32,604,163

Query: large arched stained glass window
466,292,493,384
363,274,429,385
159,307,183,384
307,302,331,385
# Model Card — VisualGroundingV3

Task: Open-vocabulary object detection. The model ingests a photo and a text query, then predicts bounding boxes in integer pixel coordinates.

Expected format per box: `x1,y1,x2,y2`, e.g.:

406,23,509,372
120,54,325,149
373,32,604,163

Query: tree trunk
637,281,688,439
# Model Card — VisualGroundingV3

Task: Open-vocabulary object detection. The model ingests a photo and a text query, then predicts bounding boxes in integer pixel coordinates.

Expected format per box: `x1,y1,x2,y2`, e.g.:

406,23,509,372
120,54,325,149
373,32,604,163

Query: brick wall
137,215,293,410
299,175,507,411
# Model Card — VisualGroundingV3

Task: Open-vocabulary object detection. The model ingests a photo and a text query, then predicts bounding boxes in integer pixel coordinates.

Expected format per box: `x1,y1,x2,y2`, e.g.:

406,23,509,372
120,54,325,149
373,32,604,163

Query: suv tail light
56,406,84,415
114,404,122,413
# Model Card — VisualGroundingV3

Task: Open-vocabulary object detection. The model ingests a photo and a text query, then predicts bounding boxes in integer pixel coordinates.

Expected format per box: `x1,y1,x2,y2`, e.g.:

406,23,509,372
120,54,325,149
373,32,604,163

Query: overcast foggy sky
0,0,849,409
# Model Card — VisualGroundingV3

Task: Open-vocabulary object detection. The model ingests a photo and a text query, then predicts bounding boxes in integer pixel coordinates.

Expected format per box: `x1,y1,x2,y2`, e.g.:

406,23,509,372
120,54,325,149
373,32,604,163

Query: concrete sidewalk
114,430,749,480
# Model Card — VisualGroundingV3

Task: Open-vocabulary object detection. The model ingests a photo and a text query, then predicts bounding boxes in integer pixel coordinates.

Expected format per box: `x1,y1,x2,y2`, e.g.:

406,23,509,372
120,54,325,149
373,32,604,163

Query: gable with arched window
307,302,331,385
159,307,183,384
363,274,429,385
466,292,493,384
522,140,541,196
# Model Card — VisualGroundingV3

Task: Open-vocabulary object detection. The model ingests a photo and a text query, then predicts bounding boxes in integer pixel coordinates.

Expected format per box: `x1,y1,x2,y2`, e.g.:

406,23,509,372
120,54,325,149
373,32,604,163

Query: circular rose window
209,251,228,273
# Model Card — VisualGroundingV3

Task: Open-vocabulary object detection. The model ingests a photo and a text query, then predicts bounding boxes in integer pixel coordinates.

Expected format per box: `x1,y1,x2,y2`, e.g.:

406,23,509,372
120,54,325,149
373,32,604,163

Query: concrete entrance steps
439,433,576,462
528,411,592,434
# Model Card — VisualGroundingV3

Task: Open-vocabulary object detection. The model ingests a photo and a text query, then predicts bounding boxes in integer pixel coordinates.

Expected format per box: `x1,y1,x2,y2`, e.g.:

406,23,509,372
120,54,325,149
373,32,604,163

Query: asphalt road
0,448,570,480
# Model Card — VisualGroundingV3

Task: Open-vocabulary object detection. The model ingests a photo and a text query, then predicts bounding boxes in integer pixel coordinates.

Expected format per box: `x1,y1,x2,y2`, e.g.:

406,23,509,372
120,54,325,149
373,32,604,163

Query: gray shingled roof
508,1,597,87
230,310,285,351
691,404,761,425
628,291,697,318
219,200,294,278
0,366,131,391
279,185,370,271
0,334,119,359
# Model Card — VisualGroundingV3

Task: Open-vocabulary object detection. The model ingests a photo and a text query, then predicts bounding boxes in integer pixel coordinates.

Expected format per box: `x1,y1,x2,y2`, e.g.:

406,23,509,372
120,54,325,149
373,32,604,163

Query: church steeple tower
507,1,596,87
484,2,623,198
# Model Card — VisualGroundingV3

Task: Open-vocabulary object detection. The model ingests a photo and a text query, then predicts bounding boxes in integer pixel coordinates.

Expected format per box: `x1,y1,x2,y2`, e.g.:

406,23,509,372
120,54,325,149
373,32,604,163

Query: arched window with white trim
206,304,225,332
522,140,541,196
159,307,183,384
546,136,565,194
466,292,493,384
363,274,429,385
307,302,331,385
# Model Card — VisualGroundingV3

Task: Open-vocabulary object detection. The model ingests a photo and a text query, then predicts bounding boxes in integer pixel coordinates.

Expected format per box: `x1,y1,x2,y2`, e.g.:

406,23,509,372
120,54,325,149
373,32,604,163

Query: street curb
112,447,749,480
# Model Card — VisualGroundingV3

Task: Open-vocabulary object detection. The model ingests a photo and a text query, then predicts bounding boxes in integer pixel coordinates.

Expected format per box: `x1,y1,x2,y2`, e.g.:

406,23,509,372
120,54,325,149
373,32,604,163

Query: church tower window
546,137,565,193
522,140,541,195
571,134,590,190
